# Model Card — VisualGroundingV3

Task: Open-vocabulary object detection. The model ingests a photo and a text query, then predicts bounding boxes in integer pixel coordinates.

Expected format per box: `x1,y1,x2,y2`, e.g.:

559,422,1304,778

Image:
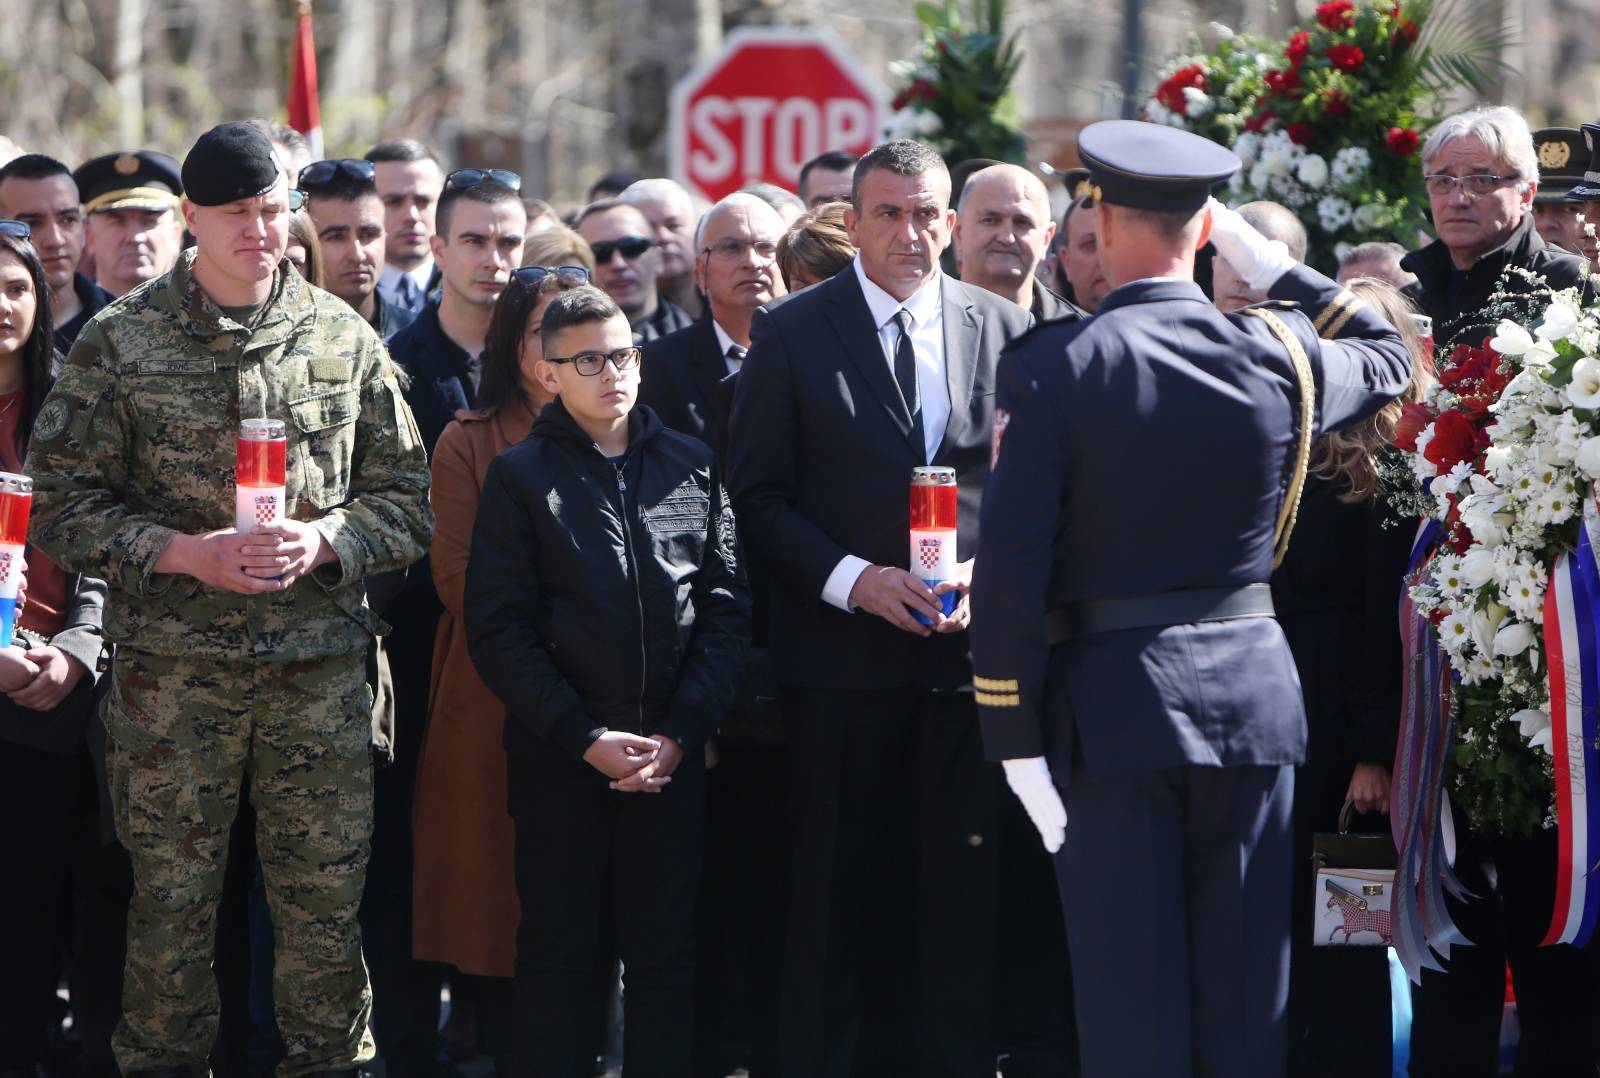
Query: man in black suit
643,191,791,1077
728,139,1032,1078
641,191,788,445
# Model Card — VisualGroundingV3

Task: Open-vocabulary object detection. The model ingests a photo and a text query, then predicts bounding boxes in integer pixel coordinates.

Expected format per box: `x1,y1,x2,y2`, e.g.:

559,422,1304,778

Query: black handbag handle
1338,797,1357,834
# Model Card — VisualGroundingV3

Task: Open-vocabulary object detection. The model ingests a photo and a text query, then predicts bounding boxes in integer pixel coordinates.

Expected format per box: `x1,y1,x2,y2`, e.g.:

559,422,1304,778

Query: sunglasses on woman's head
512,265,591,289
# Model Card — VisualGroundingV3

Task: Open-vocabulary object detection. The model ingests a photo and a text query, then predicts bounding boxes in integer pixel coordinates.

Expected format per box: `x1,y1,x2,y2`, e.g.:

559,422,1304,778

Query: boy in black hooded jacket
465,286,749,1077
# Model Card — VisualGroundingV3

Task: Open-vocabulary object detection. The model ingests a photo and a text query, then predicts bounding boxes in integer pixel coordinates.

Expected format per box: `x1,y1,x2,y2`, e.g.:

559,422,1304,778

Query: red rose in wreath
1326,44,1366,73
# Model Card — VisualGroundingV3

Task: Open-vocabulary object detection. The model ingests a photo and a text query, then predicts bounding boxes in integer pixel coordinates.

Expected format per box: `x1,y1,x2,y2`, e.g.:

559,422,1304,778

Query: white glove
1206,197,1296,292
1002,757,1067,854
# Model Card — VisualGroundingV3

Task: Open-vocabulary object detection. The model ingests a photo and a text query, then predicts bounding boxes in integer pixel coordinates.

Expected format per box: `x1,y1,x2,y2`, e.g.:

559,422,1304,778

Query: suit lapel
689,319,730,425
937,280,981,457
826,271,916,444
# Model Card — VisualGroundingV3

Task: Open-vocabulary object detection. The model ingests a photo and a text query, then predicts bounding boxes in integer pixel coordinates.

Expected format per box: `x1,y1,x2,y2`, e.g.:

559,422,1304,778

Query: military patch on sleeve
310,357,352,382
991,407,1010,470
33,398,70,443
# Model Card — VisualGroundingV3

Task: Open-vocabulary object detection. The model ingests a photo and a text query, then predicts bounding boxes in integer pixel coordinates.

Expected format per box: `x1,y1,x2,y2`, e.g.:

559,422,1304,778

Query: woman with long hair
410,227,594,1073
1277,276,1432,1076
0,223,108,1075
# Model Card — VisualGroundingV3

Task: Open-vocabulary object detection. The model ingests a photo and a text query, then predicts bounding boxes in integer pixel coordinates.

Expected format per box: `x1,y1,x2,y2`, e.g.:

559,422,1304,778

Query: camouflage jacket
25,249,434,661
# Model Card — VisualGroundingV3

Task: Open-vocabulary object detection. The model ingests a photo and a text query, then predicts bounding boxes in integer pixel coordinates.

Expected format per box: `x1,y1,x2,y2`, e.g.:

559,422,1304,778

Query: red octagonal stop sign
670,28,885,205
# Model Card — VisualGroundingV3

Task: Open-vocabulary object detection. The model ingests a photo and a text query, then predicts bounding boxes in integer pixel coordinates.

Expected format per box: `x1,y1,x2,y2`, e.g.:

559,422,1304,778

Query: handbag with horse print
1311,799,1398,947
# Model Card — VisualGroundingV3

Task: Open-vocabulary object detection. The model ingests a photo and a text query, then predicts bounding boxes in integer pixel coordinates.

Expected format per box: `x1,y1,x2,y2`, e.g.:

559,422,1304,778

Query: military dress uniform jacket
24,249,434,662
971,263,1413,781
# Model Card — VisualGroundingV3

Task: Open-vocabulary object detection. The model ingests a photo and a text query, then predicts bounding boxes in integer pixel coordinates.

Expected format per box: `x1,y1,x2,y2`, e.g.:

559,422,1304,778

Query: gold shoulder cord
1242,308,1315,569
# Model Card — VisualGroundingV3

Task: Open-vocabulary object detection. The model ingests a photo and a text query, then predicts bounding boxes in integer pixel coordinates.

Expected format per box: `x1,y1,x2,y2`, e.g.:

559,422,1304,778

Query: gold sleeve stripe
973,675,1020,691
975,690,1021,708
1312,290,1357,333
1322,299,1365,339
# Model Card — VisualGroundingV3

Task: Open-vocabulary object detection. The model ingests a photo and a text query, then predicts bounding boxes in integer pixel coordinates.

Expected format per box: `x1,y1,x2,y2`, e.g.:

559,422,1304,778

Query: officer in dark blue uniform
969,120,1413,1077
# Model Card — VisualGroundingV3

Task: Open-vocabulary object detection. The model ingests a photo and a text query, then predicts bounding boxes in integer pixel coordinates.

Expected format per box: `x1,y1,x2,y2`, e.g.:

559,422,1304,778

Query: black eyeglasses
544,346,643,376
299,158,376,190
590,236,653,264
512,265,591,289
445,168,523,194
0,221,30,240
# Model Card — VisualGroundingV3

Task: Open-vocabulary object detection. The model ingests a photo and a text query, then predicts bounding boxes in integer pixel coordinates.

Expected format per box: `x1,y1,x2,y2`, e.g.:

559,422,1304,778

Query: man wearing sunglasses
300,158,415,340
1400,106,1588,350
620,177,704,319
25,120,432,1078
577,200,693,346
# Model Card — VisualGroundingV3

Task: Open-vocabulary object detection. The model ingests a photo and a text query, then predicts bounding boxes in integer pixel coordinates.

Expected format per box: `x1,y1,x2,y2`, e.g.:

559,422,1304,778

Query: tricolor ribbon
1538,494,1600,947
1392,518,1470,982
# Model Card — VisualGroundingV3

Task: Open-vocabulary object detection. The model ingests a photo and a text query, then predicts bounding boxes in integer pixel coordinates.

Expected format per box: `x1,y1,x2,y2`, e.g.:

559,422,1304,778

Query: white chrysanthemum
1459,652,1500,684
1182,87,1213,117
1249,162,1271,194
1431,553,1466,597
1437,608,1474,653
1331,146,1371,186
1296,154,1329,189
1144,100,1174,126
1234,132,1260,166
1260,146,1295,178
1317,195,1353,231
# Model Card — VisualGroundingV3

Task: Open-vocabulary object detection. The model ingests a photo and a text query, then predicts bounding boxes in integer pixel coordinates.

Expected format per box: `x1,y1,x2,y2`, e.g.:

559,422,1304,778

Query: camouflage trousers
105,648,378,1076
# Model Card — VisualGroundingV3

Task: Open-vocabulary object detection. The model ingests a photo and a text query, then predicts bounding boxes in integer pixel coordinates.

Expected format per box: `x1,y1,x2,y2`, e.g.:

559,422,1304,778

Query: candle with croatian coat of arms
909,466,958,627
0,472,32,647
236,419,287,535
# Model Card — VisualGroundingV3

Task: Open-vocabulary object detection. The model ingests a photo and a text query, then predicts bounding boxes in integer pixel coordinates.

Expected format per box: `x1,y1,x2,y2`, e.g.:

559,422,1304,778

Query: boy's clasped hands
583,730,685,794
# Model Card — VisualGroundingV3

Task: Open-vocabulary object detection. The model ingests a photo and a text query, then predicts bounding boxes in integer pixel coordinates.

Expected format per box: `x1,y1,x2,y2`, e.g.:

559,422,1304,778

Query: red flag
287,0,323,160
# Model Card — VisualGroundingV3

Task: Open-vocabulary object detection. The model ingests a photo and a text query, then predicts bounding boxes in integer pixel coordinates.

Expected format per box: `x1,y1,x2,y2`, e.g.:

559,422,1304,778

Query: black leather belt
1046,584,1276,644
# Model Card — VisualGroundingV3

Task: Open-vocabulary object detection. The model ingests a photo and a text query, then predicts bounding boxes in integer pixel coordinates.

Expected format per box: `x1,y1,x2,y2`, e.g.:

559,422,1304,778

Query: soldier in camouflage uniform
24,122,433,1078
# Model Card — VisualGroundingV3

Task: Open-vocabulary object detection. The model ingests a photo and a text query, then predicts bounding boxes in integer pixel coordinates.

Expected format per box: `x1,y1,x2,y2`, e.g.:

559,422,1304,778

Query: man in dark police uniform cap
1530,127,1587,256
969,120,1412,1076
26,121,432,1078
72,149,186,298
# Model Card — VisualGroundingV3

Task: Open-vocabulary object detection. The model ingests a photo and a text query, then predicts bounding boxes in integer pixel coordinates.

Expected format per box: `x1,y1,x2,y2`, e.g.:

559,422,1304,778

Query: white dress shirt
711,320,746,375
820,256,951,612
379,258,434,307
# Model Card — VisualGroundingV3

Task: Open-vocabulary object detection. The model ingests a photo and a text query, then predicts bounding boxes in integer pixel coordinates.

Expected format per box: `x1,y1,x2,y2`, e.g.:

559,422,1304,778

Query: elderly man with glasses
1400,105,1589,350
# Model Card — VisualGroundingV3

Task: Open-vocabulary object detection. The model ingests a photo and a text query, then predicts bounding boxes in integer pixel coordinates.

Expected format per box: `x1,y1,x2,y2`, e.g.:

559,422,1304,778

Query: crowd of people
0,98,1595,1078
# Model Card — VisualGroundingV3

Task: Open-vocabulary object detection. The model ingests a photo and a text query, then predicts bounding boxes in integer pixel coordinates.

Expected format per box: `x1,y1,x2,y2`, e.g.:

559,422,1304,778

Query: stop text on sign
688,96,874,186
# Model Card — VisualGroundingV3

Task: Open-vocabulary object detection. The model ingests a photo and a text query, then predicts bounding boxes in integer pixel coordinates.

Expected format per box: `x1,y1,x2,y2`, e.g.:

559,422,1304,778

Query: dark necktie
396,273,422,311
727,344,746,370
893,309,924,452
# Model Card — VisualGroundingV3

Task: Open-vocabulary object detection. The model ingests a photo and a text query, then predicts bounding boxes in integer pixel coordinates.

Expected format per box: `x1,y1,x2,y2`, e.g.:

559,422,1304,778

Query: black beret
1533,127,1584,203
1077,120,1239,213
181,122,283,207
73,150,182,215
1566,124,1600,203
